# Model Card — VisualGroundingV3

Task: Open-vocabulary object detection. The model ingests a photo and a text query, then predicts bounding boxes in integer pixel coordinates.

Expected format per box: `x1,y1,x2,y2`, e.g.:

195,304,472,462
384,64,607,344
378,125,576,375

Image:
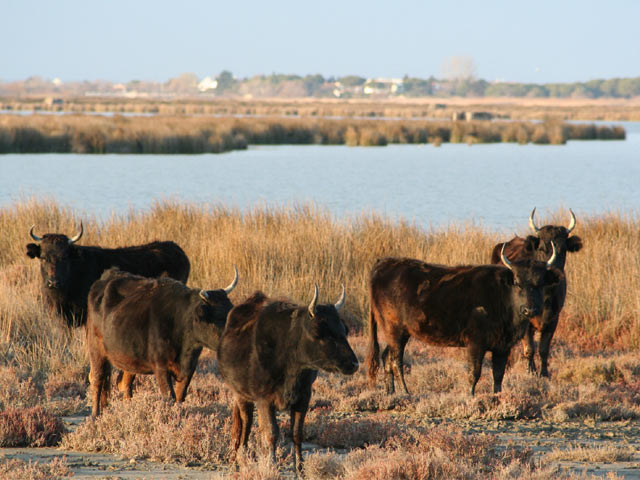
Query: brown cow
490,208,583,377
217,285,358,474
86,266,238,417
367,246,562,396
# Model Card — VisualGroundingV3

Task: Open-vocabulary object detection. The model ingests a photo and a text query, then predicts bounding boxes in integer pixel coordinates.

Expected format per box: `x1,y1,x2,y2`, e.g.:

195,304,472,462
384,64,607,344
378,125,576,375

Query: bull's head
301,285,359,375
526,208,583,270
195,266,239,349
26,223,84,292
501,244,562,320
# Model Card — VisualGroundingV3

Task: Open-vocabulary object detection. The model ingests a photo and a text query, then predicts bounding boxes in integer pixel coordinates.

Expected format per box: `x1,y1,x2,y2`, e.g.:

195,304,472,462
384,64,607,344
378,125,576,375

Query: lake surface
1,122,638,232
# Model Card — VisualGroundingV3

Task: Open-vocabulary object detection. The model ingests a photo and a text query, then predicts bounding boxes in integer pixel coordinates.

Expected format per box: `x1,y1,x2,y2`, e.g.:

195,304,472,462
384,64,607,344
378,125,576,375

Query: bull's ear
544,268,562,286
567,235,583,252
26,243,41,259
524,236,540,252
501,269,515,286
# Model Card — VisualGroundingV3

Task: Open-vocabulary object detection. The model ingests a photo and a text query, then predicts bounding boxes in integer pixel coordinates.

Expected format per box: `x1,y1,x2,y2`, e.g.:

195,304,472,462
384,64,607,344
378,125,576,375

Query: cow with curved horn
86,266,239,417
218,284,358,474
26,222,190,328
490,208,583,377
367,248,562,396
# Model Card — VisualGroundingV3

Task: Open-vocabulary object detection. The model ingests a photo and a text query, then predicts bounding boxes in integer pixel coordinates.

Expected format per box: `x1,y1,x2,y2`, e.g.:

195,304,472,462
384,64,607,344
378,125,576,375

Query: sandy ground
2,413,640,479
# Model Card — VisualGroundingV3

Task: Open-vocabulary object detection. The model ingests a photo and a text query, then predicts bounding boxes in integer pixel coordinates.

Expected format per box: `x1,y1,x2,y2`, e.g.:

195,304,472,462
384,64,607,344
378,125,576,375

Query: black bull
490,208,583,377
26,222,190,327
367,249,562,396
87,266,238,417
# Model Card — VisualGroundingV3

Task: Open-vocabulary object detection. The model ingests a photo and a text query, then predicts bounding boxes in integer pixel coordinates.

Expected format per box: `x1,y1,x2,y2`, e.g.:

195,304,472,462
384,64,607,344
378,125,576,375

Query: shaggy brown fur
367,257,562,396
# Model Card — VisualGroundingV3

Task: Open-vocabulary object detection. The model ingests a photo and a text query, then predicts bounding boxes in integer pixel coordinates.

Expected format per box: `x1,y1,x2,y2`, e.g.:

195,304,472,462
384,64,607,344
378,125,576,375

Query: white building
363,78,404,95
198,76,218,92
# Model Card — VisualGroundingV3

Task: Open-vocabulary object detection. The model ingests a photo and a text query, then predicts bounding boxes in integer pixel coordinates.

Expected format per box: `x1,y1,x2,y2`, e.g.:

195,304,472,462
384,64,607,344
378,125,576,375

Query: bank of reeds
0,114,625,154
3,97,640,122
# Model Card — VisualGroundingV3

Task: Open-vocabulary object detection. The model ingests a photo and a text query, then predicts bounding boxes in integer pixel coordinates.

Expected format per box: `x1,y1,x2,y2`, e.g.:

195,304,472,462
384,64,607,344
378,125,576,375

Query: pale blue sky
2,0,638,83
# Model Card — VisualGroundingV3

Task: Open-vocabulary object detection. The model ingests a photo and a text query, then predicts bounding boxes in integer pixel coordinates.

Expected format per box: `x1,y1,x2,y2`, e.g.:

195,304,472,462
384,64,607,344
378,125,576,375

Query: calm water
1,122,638,232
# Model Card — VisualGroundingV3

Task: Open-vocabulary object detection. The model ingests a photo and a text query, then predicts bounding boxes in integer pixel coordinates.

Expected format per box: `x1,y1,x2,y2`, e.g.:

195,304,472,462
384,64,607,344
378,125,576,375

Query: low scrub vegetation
61,392,232,464
0,406,65,447
0,456,71,479
0,114,625,154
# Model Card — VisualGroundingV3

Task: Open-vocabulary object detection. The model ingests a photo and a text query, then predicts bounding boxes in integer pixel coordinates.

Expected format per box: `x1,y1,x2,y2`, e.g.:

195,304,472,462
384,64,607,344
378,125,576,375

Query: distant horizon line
3,72,640,85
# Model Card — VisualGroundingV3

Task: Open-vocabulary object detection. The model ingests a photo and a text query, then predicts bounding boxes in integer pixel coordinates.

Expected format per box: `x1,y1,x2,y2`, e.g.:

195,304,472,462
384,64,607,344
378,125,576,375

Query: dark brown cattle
26,222,191,327
490,208,583,377
218,286,358,474
86,266,238,417
367,247,562,396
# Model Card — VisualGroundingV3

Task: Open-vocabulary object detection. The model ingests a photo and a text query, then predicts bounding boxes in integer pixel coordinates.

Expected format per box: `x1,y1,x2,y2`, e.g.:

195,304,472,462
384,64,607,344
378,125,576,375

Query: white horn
500,244,513,271
528,207,540,233
199,290,210,303
567,209,576,233
223,265,239,294
546,242,557,269
308,284,319,318
29,225,43,242
334,284,346,311
68,221,83,244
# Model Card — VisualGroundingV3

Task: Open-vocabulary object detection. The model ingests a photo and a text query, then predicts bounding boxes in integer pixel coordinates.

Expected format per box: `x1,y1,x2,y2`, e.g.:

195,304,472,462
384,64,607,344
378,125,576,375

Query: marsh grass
0,114,625,154
60,391,232,464
544,444,635,463
1,200,639,476
305,425,546,480
0,456,71,479
3,97,640,122
0,406,65,447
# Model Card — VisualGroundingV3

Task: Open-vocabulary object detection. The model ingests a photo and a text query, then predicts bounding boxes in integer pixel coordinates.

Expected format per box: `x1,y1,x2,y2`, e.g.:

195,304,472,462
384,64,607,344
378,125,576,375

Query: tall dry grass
1,200,638,375
0,114,625,154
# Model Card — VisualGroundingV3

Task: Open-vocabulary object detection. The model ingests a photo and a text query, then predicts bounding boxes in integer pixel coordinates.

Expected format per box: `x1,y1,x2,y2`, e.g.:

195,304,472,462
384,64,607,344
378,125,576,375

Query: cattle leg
89,358,110,417
116,371,136,398
257,402,279,464
232,399,254,457
390,334,410,395
290,389,312,474
467,344,485,396
522,323,537,373
154,367,176,400
491,350,509,393
538,323,557,378
174,371,196,403
380,345,396,395
381,346,395,394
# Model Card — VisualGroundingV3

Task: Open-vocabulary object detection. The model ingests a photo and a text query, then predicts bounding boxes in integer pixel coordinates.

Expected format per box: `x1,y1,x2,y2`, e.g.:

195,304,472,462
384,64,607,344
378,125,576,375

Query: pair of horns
500,242,557,271
308,284,346,318
529,208,576,234
199,266,239,302
30,222,84,244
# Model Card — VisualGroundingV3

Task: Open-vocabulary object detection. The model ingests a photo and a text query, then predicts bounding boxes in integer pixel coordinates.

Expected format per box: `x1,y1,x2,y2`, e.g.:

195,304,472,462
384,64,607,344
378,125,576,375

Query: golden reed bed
0,113,625,154
1,199,637,370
